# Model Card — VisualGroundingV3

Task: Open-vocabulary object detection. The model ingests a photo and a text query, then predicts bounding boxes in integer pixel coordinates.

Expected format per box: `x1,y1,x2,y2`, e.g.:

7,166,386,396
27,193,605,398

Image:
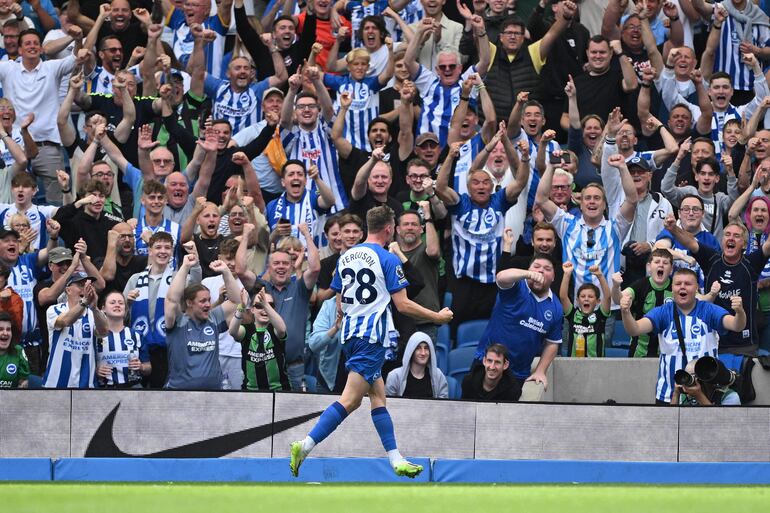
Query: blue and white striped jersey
0,127,24,172
331,242,408,346
282,120,348,211
345,0,388,48
413,64,479,146
86,65,141,95
8,252,44,347
324,74,383,151
167,8,229,79
645,300,728,401
204,75,270,135
448,188,513,284
714,11,770,91
453,133,484,196
133,217,181,258
386,0,423,42
43,303,98,389
265,189,330,247
0,203,57,252
96,327,146,387
550,208,632,302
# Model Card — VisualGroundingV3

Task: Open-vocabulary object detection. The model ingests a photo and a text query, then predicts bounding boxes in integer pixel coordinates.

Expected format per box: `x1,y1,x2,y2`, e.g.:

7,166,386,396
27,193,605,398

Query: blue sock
371,407,397,452
308,401,348,445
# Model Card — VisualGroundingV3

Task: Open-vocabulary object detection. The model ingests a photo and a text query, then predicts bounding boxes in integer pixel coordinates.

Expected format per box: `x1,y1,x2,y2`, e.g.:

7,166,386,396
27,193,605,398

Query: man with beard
188,21,287,135
654,195,720,288
622,268,746,403
265,160,335,248
462,343,520,401
332,82,415,196
663,214,770,357
55,180,119,260
436,127,531,329
394,205,440,343
75,0,146,69
233,0,314,80
98,222,148,293
82,34,126,95
349,148,404,229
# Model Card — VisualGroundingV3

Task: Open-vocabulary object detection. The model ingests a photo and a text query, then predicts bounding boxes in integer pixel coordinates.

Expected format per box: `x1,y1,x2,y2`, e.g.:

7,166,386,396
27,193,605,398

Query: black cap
66,272,91,287
627,156,652,172
0,228,19,240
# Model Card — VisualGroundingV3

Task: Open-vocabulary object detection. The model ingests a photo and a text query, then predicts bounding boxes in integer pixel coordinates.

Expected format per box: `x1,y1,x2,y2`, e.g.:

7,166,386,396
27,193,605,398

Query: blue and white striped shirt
86,65,141,95
204,75,270,135
386,0,423,42
550,208,632,302
43,303,98,389
453,133,484,196
8,252,44,347
324,74,383,151
134,217,181,258
448,188,513,284
330,242,408,346
413,65,479,146
282,120,348,212
345,0,388,48
265,189,329,247
97,327,146,387
167,8,229,79
645,300,727,402
714,11,770,91
0,203,57,252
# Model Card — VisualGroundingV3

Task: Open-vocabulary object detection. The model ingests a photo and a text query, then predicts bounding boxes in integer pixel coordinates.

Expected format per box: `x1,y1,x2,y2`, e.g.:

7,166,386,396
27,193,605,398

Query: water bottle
300,377,308,393
575,334,586,358
127,350,141,383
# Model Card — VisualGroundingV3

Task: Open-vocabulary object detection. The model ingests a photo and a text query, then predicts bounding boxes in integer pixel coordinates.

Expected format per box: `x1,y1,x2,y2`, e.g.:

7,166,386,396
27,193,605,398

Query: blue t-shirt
656,228,720,288
475,280,563,379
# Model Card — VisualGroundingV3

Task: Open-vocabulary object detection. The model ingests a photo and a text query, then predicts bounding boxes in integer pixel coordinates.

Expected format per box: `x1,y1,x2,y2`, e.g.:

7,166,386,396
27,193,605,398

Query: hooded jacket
385,332,448,398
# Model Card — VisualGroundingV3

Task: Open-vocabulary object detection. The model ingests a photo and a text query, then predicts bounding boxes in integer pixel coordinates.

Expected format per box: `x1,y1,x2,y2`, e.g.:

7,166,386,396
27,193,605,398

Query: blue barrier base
0,459,51,481
4,458,770,484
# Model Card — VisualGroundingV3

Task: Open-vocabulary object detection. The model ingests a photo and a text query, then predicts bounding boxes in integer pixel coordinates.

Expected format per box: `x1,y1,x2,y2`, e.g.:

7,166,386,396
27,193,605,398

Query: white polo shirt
0,54,76,143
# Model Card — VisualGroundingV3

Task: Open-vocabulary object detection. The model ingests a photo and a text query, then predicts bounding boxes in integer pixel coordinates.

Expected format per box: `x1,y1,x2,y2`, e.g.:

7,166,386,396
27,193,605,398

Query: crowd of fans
0,0,767,407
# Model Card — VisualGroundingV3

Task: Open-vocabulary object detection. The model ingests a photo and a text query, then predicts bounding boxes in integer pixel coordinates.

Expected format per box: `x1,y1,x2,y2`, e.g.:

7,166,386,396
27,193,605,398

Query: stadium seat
612,320,631,348
448,346,477,382
445,375,462,399
443,291,452,308
604,347,628,358
435,343,448,374
456,320,488,349
436,324,451,351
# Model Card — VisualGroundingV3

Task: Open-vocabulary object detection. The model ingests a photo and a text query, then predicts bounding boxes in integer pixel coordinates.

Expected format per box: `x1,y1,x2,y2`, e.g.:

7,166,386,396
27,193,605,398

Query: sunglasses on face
437,64,457,72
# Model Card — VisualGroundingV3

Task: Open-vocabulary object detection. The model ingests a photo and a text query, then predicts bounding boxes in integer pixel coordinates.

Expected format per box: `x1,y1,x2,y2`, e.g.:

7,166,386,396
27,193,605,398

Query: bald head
112,222,135,255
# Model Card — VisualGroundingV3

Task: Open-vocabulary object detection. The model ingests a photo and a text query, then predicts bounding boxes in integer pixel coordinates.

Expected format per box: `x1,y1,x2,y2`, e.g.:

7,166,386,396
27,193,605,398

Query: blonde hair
346,48,371,64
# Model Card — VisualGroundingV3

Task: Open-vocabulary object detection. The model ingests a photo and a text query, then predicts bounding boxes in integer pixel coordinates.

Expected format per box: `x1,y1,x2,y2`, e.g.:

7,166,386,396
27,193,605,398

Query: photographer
671,357,741,406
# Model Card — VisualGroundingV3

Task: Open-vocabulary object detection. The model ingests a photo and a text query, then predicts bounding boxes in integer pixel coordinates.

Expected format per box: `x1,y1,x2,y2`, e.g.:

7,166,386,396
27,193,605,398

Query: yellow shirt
489,40,546,73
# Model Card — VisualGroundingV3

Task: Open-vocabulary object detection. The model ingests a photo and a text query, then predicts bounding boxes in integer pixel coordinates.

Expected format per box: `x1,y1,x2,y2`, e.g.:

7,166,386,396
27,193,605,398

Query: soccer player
290,206,453,478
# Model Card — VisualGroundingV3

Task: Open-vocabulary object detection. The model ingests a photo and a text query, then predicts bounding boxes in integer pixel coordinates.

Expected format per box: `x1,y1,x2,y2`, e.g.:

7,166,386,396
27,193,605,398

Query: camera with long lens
674,356,737,388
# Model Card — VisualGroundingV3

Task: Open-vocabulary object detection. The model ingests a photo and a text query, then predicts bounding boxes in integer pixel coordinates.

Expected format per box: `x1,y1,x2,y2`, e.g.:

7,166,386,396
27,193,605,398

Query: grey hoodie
385,332,448,398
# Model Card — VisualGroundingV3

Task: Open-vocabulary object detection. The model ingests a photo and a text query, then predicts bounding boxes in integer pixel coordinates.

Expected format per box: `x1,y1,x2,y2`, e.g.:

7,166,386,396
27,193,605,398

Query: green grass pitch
3,483,769,513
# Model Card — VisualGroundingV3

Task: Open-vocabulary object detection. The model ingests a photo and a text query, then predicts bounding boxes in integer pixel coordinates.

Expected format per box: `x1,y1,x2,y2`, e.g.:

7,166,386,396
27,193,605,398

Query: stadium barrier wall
2,357,770,461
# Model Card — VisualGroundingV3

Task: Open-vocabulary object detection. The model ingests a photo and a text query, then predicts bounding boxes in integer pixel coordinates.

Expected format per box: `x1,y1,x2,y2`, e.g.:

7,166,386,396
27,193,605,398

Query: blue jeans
287,361,306,391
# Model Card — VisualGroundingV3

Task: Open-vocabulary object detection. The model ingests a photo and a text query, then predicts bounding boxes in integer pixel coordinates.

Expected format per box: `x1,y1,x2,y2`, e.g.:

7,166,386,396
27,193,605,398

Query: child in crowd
229,288,289,391
560,263,611,357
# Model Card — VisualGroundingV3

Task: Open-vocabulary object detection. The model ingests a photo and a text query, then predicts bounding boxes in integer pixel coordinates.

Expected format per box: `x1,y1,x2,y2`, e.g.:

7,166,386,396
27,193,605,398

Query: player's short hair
648,248,674,264
337,213,363,230
11,172,36,188
218,238,240,260
148,231,174,247
280,159,307,177
484,343,509,363
397,209,422,225
142,179,167,196
83,179,109,196
529,252,555,269
366,205,395,234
